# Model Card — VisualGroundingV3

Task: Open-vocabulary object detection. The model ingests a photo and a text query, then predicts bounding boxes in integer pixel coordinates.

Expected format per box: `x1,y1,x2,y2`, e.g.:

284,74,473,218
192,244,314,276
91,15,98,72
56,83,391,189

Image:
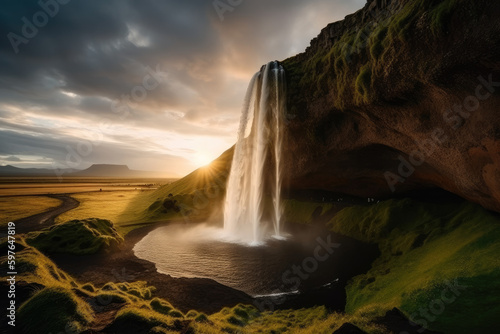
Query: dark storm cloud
0,0,365,173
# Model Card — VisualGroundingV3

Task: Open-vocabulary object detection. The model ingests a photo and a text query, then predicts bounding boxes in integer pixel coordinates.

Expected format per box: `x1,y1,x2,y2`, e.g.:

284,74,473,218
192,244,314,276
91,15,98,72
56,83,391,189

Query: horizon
0,0,364,176
0,162,182,178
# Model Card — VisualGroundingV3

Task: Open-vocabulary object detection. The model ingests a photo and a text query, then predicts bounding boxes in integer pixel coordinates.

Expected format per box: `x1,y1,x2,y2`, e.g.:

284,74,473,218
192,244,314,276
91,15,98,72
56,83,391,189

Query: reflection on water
133,223,339,296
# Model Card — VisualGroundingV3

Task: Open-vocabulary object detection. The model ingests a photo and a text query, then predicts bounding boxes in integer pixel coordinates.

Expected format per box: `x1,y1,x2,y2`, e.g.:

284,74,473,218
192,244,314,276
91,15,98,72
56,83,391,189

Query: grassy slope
0,196,62,226
282,199,335,225
115,146,234,233
328,198,500,333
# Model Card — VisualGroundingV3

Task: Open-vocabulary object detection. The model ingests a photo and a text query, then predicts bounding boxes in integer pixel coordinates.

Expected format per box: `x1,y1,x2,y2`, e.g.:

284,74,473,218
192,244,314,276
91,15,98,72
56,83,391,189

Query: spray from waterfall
224,61,286,245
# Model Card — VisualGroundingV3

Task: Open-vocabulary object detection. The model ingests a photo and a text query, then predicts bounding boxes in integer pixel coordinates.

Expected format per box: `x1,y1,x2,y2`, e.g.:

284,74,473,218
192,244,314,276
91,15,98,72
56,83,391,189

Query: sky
0,0,365,177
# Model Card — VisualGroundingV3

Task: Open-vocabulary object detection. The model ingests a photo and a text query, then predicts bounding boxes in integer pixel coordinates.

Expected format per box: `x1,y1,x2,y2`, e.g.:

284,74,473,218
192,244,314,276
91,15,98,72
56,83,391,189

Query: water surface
133,223,340,296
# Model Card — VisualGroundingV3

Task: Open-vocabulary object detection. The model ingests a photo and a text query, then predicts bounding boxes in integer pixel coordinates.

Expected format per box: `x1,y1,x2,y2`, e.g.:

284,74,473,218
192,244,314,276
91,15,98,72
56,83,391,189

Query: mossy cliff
280,0,500,213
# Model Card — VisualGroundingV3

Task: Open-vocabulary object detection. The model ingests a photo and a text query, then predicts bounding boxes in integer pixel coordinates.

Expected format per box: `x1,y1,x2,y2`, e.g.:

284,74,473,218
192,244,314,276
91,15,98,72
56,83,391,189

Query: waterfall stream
223,61,286,244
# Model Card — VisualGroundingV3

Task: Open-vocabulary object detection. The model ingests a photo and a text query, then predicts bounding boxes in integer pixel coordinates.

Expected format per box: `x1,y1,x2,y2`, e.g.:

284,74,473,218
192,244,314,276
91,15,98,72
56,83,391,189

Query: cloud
0,0,365,175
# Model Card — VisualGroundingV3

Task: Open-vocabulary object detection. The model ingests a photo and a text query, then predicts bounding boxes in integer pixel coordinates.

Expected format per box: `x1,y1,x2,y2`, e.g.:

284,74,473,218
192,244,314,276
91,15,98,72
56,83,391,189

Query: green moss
93,292,128,304
26,218,123,255
369,26,388,60
168,309,184,318
127,288,143,298
18,287,93,334
102,282,118,291
282,199,334,225
195,313,209,323
355,64,372,103
233,306,249,320
150,298,173,315
109,307,176,332
15,257,37,274
185,310,199,318
282,0,468,114
429,0,461,34
329,198,500,333
122,282,155,300
227,315,245,327
81,283,95,292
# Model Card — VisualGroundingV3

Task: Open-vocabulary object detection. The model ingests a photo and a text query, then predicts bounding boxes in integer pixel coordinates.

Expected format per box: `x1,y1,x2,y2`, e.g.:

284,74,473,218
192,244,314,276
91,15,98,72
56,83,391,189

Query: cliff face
281,0,500,212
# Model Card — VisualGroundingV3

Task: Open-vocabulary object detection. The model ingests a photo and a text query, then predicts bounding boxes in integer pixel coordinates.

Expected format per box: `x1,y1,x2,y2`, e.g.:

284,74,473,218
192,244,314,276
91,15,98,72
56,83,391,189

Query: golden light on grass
0,196,62,226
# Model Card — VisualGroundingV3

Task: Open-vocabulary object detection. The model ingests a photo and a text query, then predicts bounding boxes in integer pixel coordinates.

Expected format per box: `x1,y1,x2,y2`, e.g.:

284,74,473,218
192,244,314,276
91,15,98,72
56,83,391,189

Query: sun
193,152,213,168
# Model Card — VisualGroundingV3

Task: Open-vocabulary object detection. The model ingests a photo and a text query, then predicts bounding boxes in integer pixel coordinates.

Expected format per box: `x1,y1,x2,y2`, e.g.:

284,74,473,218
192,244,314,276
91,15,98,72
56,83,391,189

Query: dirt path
14,194,79,234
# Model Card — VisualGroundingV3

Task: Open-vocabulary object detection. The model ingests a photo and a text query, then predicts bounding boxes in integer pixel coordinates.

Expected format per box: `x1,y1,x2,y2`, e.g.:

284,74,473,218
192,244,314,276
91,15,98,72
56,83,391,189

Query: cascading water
224,61,286,245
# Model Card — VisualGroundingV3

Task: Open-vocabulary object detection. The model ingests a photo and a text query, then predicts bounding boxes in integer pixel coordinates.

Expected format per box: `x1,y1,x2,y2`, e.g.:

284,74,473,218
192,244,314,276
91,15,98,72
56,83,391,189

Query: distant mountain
69,164,132,177
68,164,165,177
0,165,78,176
0,164,171,178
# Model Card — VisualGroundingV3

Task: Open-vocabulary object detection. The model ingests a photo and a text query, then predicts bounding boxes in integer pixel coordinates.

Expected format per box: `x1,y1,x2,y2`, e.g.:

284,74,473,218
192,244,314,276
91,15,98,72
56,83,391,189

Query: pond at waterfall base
133,223,378,300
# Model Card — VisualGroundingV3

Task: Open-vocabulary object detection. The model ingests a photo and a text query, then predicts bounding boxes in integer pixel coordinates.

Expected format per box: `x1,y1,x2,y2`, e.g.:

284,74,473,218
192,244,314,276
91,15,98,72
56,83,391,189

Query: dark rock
332,322,367,334
281,0,500,213
163,199,180,213
374,307,443,334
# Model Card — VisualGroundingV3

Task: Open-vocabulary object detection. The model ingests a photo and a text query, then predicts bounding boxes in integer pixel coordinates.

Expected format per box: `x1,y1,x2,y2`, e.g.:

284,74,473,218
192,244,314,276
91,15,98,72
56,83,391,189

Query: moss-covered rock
18,287,93,334
106,307,178,334
279,0,500,213
26,218,123,255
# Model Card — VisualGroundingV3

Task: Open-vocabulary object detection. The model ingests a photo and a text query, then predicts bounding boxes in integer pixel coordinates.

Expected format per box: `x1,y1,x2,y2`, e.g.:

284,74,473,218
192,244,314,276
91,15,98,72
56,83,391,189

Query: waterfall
224,61,286,245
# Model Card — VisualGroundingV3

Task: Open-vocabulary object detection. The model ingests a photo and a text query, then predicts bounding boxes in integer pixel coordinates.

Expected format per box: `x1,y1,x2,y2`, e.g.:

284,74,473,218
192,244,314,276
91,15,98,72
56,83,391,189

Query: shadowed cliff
281,0,500,212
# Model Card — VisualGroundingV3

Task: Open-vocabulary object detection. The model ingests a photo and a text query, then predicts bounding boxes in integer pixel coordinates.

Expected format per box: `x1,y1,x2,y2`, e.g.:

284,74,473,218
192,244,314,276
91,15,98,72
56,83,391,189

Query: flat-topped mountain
70,164,131,177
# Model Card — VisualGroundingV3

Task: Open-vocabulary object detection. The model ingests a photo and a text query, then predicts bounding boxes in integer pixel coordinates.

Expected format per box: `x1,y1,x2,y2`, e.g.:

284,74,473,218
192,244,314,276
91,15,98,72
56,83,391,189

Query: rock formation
281,0,500,212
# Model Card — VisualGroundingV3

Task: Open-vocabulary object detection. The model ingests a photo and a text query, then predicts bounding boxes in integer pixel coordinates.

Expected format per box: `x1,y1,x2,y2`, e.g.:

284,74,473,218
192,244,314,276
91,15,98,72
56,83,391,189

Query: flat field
0,177,178,231
0,196,62,226
0,177,176,196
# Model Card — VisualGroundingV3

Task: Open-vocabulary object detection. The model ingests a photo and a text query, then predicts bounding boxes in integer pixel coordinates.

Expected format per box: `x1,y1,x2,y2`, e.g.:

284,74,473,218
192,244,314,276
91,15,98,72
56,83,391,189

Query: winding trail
14,194,80,234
